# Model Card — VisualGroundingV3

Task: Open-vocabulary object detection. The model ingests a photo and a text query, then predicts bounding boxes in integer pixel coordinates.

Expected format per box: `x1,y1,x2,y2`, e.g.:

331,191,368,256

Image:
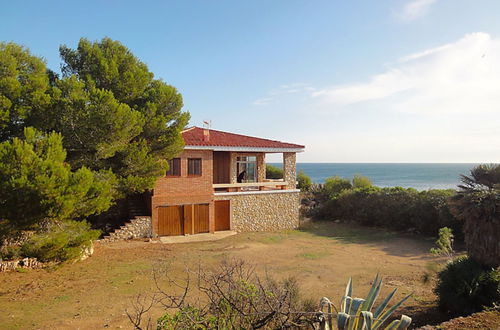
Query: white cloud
398,0,437,21
312,32,500,115
252,83,313,106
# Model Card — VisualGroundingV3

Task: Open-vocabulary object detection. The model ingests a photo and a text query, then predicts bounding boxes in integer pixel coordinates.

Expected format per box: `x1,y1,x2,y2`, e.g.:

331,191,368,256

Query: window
188,158,202,175
166,158,181,176
236,156,257,183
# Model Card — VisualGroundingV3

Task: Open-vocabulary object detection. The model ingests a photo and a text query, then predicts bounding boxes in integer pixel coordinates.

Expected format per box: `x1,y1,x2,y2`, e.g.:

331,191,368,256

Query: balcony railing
213,181,288,192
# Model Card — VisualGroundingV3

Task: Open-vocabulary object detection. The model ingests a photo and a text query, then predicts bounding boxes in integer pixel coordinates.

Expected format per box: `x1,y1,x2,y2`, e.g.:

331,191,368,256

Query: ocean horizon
269,163,482,191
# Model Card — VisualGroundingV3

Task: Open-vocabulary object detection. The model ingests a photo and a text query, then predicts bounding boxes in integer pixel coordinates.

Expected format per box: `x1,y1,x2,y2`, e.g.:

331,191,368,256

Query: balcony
213,180,289,192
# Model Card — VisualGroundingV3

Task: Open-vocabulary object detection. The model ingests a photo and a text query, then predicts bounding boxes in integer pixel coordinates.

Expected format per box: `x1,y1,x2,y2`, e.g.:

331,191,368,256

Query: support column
283,152,297,189
229,152,238,183
257,153,266,182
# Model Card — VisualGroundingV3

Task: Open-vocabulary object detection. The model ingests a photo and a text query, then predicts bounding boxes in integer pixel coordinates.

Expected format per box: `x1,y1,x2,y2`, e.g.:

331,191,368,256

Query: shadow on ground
298,220,441,260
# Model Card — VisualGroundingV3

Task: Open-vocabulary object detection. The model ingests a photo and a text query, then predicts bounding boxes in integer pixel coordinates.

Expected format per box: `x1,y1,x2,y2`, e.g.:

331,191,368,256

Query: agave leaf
349,298,365,330
361,274,382,312
383,319,399,330
361,311,373,330
341,278,353,312
337,312,350,330
396,315,412,330
373,288,397,318
350,298,365,315
343,296,353,317
372,293,412,330
318,297,333,330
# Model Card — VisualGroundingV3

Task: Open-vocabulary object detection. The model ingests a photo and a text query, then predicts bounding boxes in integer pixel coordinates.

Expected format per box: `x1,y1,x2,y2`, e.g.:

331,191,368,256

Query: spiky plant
318,275,412,330
450,164,500,267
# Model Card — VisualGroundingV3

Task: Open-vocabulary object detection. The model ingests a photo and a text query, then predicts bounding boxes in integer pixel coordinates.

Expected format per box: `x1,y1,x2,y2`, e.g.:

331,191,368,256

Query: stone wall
214,190,300,232
101,216,152,242
0,258,42,272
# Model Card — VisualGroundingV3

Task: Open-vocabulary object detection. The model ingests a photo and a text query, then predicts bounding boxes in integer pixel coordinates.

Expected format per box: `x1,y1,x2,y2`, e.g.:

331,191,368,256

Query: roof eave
184,145,305,153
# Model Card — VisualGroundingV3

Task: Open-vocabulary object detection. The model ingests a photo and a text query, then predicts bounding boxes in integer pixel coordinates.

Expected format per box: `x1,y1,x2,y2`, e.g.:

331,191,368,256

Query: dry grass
0,221,444,329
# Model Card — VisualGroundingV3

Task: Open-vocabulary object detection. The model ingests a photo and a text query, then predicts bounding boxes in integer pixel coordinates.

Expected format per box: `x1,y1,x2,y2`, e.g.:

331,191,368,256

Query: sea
269,163,481,191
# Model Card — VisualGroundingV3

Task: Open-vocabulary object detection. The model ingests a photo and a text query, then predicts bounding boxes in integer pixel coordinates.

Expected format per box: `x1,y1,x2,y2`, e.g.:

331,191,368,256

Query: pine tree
0,127,114,240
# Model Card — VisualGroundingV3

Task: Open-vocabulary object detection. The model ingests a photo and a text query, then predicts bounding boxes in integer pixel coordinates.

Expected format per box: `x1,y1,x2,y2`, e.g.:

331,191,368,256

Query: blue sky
2,0,500,162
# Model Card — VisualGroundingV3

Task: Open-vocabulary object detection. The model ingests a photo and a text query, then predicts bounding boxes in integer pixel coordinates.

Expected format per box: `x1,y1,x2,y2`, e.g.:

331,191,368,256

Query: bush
314,181,460,237
128,259,315,329
352,175,372,189
297,170,312,192
435,256,500,316
20,220,100,262
323,176,352,199
266,164,283,179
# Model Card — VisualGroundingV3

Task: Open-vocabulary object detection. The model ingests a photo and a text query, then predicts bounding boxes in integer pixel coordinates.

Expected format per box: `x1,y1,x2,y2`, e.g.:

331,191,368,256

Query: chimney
203,128,210,142
202,120,211,142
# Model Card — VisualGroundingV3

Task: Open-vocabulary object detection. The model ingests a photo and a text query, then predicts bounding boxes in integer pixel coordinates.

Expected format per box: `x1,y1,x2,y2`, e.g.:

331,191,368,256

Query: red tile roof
182,127,304,149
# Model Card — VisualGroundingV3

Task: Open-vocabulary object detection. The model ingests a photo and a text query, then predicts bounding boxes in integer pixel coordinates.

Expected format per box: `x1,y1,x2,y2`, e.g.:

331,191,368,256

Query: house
150,126,305,236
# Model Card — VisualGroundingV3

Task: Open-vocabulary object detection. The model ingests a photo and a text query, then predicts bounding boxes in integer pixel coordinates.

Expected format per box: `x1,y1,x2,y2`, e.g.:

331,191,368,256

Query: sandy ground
0,221,447,329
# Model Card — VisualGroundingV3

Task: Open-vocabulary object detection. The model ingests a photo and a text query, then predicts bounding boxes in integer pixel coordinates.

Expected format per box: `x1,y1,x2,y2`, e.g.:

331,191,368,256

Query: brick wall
152,150,215,235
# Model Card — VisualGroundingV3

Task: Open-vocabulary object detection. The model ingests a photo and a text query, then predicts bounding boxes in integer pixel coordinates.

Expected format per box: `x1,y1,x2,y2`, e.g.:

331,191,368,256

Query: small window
166,158,181,176
188,158,202,176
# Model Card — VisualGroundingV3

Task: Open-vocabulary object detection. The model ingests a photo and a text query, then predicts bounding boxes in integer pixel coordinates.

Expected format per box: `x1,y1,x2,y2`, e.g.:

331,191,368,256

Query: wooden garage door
158,206,184,236
214,200,230,231
193,204,210,234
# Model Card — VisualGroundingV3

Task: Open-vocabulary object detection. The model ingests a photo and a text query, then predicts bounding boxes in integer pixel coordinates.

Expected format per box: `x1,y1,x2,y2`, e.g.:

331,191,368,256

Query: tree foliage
450,164,500,267
265,164,283,179
0,42,51,141
1,38,189,197
0,127,113,240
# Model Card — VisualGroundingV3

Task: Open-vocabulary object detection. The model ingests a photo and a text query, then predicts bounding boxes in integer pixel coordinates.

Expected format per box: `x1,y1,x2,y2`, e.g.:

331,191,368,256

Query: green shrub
297,169,312,192
435,256,500,316
323,176,352,199
352,175,372,189
430,227,454,257
0,245,21,261
20,220,100,262
315,181,460,237
266,164,283,179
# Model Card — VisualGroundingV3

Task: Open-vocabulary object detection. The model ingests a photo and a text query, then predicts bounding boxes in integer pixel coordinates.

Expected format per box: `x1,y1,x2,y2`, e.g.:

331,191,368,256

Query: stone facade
257,153,266,182
283,152,297,189
214,190,300,232
102,216,152,242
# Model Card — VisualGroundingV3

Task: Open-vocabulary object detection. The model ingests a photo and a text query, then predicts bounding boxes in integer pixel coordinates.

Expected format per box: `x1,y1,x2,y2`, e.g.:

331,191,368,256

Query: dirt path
0,222,444,329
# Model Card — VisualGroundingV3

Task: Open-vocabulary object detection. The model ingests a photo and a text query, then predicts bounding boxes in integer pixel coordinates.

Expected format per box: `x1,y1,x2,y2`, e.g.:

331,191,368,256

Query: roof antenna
202,120,211,142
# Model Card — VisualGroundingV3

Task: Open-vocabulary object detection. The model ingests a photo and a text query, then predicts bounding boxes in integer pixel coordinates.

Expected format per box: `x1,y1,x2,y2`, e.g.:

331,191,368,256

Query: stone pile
101,216,152,242
0,257,41,272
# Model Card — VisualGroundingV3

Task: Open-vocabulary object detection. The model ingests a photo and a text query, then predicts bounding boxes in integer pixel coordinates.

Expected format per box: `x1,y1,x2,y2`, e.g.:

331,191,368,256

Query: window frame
166,158,181,177
187,158,202,176
236,155,257,183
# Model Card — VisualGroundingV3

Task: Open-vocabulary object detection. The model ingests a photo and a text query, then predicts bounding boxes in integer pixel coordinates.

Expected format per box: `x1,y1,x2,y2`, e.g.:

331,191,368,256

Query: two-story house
149,126,305,237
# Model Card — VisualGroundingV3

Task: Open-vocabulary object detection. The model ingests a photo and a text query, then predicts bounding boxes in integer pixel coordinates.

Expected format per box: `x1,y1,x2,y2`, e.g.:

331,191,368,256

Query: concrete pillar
283,152,297,189
257,153,266,182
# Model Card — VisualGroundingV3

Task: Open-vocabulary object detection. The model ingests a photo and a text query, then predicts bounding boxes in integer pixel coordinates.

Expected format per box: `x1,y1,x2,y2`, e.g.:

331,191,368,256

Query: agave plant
318,274,412,330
